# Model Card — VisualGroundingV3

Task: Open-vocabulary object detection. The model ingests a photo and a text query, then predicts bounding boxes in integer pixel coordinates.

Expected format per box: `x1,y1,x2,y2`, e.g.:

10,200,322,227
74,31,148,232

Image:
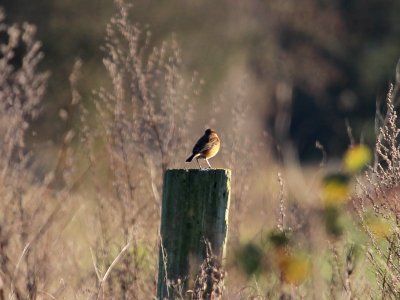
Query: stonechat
186,128,220,169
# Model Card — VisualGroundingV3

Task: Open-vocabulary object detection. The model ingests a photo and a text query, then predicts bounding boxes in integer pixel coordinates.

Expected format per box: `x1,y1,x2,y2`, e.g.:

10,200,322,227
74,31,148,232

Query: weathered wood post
157,169,231,300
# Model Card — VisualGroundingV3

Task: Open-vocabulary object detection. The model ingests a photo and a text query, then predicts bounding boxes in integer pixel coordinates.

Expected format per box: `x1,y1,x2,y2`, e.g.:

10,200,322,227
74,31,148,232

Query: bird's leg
196,158,202,169
205,158,212,169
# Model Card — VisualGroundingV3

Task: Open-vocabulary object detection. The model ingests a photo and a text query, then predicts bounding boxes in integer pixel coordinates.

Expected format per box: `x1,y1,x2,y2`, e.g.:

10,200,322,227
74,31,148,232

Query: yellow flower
366,216,393,239
322,174,350,205
343,144,372,173
275,249,311,285
284,254,311,284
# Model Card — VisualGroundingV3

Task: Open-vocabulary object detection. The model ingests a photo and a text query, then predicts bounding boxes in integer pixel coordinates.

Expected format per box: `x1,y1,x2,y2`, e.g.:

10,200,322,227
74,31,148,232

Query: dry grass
2,1,400,299
353,82,400,299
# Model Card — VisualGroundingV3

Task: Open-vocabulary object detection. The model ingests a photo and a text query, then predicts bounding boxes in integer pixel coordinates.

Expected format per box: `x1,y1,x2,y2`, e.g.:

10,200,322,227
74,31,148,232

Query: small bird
186,128,221,169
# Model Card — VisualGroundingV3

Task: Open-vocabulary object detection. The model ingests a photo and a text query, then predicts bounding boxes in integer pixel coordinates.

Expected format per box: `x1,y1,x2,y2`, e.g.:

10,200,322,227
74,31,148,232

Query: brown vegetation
1,1,400,299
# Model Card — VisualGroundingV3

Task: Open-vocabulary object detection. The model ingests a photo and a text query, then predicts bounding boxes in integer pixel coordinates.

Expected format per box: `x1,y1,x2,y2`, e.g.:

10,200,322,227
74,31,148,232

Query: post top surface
166,168,231,173
165,168,231,177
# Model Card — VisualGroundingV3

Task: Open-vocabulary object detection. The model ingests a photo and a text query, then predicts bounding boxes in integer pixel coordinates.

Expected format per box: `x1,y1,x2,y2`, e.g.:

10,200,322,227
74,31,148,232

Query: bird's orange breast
203,143,220,158
200,136,220,159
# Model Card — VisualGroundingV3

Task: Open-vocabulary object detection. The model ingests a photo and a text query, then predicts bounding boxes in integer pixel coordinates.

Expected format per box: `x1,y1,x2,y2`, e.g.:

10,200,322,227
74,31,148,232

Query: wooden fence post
157,169,231,300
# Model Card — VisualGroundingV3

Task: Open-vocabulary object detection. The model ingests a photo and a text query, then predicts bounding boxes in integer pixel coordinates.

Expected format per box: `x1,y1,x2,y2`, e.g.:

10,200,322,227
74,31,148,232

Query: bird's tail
186,153,196,162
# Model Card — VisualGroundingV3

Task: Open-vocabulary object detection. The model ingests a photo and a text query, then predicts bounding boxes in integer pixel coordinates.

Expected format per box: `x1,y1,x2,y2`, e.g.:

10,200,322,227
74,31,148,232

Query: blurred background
1,0,400,298
3,0,400,160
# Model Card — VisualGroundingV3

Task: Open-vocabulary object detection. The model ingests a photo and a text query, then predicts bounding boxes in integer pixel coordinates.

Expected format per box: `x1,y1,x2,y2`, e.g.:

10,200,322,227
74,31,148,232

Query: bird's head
205,128,216,135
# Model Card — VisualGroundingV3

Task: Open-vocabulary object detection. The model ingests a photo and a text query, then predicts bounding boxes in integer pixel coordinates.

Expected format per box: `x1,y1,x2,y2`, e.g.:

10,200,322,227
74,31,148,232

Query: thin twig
90,247,102,282
95,238,132,300
102,241,131,283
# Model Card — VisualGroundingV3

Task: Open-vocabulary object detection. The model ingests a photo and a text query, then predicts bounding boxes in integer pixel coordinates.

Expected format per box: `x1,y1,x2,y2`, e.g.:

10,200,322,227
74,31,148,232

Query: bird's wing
192,135,208,154
193,135,219,154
